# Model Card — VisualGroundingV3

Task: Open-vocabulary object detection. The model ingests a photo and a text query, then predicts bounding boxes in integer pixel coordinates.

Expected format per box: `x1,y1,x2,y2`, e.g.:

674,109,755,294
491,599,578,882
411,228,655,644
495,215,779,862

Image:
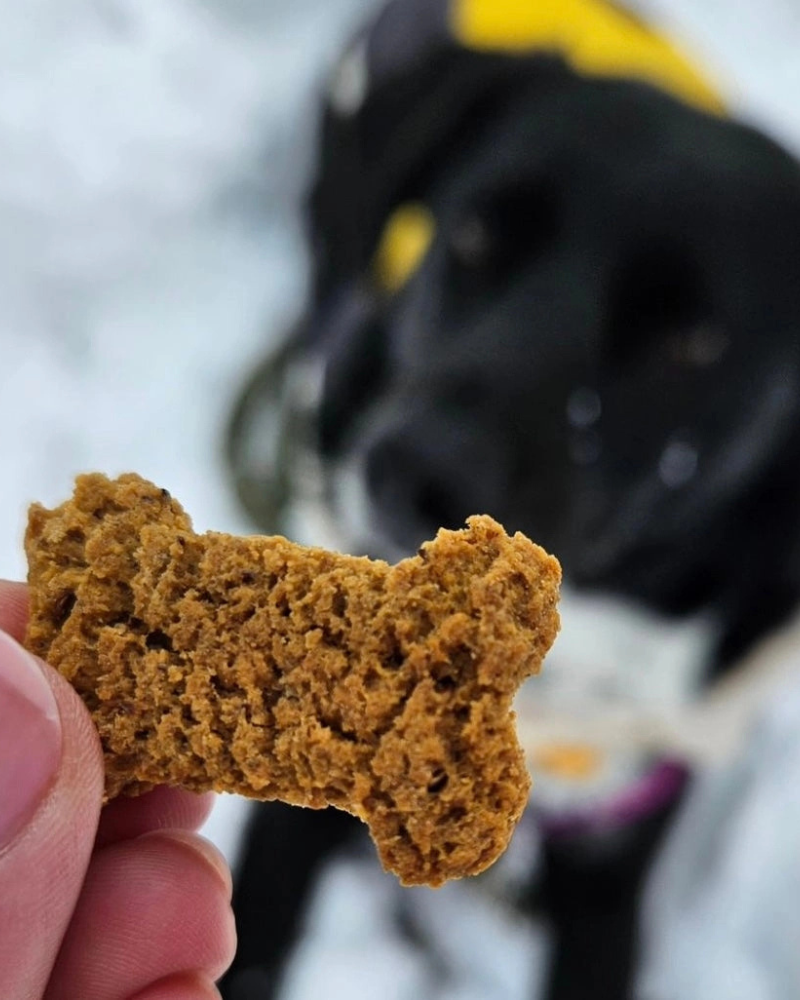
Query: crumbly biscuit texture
25,473,560,886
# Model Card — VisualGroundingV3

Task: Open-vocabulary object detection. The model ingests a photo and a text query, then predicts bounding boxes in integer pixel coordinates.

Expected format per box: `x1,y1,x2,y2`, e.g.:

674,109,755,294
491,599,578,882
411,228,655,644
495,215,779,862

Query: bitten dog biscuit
24,473,560,886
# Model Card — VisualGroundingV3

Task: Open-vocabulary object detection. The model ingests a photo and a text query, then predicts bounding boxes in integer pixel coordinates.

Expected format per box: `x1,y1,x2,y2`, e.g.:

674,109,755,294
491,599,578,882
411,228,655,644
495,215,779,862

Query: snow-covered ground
1,0,799,929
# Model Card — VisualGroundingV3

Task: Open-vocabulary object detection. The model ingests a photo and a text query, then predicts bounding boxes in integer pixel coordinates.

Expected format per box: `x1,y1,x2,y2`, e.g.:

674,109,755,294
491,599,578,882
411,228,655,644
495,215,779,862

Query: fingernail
0,631,62,849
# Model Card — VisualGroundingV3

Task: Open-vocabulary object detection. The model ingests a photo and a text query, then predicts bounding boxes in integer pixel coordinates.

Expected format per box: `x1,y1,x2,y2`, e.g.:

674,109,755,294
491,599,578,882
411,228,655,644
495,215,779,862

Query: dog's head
307,24,800,674
227,0,800,844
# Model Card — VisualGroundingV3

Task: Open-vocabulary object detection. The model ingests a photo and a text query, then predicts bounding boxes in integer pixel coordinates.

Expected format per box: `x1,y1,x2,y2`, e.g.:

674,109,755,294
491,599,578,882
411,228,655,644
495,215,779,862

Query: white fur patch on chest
515,586,720,815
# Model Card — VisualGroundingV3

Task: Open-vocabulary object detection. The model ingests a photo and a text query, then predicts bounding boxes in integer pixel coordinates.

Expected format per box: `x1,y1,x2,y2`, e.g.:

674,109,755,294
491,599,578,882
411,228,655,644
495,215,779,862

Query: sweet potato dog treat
25,473,560,885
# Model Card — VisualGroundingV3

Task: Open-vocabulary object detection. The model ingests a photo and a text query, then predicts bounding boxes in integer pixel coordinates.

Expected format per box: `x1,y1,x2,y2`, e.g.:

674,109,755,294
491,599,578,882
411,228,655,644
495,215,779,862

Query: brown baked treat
24,473,560,886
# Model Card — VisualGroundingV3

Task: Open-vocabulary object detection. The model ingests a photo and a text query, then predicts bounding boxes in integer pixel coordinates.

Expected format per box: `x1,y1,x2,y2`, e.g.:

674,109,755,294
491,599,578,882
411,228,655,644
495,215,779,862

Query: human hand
0,580,236,1000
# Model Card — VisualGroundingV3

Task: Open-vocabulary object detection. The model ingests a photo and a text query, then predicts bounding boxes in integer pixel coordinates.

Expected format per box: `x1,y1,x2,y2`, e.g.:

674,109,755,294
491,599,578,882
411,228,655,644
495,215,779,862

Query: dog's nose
365,434,466,550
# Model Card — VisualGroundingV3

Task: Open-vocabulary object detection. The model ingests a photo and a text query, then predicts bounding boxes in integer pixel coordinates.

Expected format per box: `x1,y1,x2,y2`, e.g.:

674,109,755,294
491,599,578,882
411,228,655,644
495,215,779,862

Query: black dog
222,2,800,998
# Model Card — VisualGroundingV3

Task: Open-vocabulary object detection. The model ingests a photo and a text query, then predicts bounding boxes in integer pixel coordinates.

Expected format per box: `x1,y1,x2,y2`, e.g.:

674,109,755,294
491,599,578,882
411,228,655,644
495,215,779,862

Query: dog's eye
448,178,562,279
606,243,714,367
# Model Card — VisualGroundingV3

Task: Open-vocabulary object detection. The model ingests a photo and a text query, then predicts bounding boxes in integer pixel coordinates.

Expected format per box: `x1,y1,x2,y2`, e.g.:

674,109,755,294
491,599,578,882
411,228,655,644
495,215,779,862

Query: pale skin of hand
0,580,237,1000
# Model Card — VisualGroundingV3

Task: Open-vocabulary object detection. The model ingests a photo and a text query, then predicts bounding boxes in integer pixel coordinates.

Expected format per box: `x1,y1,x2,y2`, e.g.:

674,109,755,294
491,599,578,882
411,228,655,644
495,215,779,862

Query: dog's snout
365,434,464,548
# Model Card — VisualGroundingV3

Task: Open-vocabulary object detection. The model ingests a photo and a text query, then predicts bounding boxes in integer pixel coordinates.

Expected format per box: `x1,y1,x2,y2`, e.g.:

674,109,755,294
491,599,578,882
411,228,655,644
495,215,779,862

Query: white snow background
0,0,381,863
0,0,798,948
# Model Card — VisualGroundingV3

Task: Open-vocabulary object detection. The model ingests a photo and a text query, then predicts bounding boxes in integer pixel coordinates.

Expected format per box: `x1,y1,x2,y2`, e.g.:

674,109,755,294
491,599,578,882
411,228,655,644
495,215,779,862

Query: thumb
0,629,104,1000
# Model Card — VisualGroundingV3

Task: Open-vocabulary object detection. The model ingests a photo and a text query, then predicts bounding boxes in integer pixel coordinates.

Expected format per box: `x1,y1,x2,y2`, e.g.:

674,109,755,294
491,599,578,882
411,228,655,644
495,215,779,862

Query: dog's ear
307,0,723,302
307,0,574,299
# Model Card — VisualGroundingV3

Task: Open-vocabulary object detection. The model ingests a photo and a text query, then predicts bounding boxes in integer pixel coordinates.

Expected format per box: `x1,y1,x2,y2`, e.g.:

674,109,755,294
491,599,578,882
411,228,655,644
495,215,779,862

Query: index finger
0,581,29,643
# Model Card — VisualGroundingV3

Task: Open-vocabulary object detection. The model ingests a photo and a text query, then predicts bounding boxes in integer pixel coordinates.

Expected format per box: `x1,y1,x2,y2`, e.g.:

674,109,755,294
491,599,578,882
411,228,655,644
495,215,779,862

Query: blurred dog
223,1,800,998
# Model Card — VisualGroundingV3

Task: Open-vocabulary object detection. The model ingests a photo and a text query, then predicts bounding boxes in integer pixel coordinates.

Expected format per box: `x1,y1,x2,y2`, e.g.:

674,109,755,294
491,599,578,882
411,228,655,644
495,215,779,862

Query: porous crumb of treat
24,473,560,886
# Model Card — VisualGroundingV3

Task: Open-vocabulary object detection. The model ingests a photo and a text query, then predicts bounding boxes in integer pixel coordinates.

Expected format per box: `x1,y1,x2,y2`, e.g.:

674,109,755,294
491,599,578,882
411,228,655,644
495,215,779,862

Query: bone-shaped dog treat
24,473,560,886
